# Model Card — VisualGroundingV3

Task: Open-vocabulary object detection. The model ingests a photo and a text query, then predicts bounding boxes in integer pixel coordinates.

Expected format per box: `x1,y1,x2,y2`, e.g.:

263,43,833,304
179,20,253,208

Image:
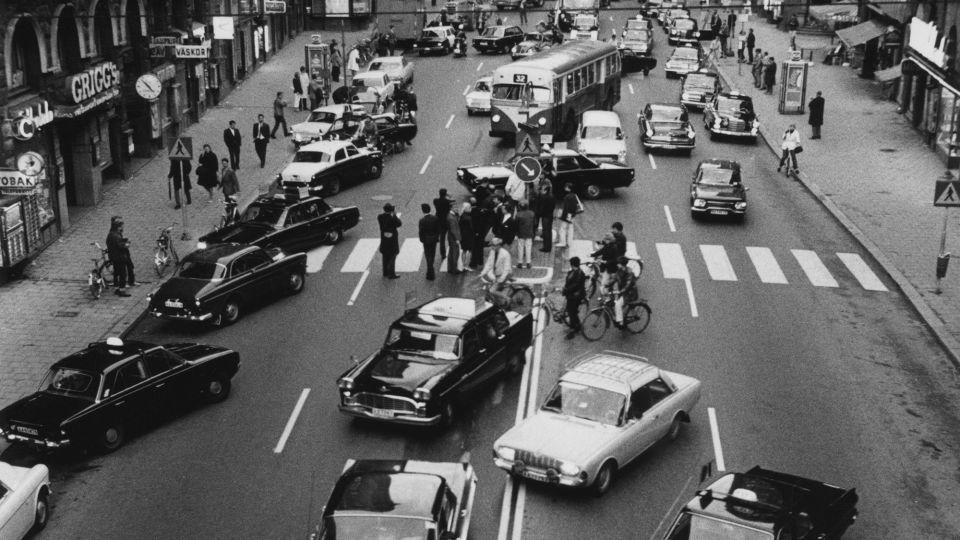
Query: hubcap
209,380,223,395
225,303,239,320
291,274,302,289
37,501,47,523
105,427,119,444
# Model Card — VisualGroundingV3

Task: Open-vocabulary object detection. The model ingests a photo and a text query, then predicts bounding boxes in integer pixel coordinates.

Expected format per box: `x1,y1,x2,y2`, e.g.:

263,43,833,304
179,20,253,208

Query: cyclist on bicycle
591,232,619,291
612,256,639,328
481,236,513,307
562,256,587,339
611,221,627,258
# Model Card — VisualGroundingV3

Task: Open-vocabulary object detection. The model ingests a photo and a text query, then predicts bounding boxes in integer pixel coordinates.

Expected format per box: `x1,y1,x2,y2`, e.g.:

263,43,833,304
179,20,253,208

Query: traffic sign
168,136,193,161
515,130,540,156
934,179,960,207
264,0,287,13
174,44,209,58
514,157,542,183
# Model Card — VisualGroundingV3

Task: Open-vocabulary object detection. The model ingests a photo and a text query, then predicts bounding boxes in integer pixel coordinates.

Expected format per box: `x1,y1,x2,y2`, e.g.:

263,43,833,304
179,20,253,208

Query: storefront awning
55,88,120,119
836,20,888,47
874,63,902,82
905,57,960,97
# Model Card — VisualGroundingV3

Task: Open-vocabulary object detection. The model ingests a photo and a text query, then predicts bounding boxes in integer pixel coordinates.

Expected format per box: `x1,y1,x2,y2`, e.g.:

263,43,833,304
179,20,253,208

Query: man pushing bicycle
481,236,513,308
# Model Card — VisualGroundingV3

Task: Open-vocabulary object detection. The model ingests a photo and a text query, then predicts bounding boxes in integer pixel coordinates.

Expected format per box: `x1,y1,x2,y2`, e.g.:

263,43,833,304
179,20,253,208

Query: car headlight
693,198,706,208
687,127,696,138
559,461,580,476
413,388,431,401
413,43,419,48
338,378,354,391
196,241,208,250
734,201,747,210
694,30,700,37
714,119,721,129
492,114,501,123
495,446,516,461
538,117,546,126
618,150,626,162
646,128,653,137
294,133,303,141
512,46,517,53
681,93,691,100
457,169,464,177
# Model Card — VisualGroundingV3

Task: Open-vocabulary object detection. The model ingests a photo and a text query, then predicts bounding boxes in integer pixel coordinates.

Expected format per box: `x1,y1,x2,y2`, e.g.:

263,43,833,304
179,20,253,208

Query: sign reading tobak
65,62,121,104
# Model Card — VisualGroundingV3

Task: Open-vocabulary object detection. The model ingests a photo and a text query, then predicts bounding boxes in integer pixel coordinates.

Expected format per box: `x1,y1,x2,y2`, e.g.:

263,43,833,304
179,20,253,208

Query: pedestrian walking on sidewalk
434,188,453,260
197,144,220,201
459,202,475,271
515,200,535,269
534,181,554,252
746,29,756,62
387,26,398,56
293,71,305,111
752,50,765,87
447,206,463,274
379,203,402,278
252,114,270,168
220,159,240,199
519,1,528,25
777,124,802,174
419,203,441,280
708,36,722,63
762,56,777,93
808,91,825,139
727,10,737,36
167,159,192,209
271,92,291,138
346,46,361,82
330,40,342,82
107,217,135,296
787,14,799,50
720,23,731,56
308,75,322,110
223,120,242,170
737,30,746,62
556,183,580,248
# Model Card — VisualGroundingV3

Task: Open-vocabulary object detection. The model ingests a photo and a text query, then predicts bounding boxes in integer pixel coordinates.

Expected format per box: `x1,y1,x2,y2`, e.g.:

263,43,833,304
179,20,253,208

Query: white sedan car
576,110,627,163
0,462,50,539
351,71,397,106
493,352,701,495
366,56,414,87
291,104,367,147
465,76,492,115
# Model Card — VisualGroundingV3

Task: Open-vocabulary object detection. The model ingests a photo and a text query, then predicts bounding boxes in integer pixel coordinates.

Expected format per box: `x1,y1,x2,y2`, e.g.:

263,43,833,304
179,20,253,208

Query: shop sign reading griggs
65,62,121,104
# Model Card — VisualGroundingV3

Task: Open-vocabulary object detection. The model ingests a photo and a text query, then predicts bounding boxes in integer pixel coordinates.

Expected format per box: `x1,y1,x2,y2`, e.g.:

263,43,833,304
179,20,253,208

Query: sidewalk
711,17,960,364
0,29,372,408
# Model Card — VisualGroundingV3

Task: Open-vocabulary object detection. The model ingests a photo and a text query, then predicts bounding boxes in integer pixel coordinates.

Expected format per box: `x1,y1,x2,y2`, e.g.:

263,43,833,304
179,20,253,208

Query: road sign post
168,136,194,240
933,172,960,292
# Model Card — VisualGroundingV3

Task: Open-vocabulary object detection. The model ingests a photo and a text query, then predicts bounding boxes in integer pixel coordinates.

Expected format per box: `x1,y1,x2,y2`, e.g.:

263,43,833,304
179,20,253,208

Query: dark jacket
459,212,475,250
763,61,777,86
167,160,192,190
273,98,285,117
808,96,825,126
293,75,304,94
106,228,130,262
559,192,579,221
515,209,536,239
612,231,627,258
223,127,242,149
253,122,270,142
471,205,487,238
197,151,220,189
418,213,441,244
434,197,452,230
220,168,240,197
378,212,402,254
562,267,586,301
494,211,517,244
591,242,619,273
447,212,462,243
746,31,755,49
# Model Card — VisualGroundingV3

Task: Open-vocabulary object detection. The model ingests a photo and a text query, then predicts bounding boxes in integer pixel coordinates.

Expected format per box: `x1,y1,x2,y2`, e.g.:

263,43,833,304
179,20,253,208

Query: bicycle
88,242,113,299
582,254,644,300
580,290,652,341
531,288,590,335
479,277,535,315
218,197,240,230
154,223,179,278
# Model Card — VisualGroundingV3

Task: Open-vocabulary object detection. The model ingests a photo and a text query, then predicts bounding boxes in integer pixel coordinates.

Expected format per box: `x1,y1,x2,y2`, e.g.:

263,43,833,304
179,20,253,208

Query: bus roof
499,40,617,77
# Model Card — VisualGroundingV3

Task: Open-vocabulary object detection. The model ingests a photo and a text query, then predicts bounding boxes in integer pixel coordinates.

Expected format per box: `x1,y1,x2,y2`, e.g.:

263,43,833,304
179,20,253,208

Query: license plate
519,468,547,481
370,408,394,418
710,210,729,215
165,300,184,308
14,425,38,436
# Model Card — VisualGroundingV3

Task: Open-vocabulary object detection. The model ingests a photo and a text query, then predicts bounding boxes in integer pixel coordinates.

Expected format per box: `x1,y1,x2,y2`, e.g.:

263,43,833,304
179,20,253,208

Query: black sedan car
457,149,635,199
311,459,477,540
0,337,239,452
148,243,307,327
473,25,525,53
413,26,455,55
679,69,721,110
198,193,360,251
667,16,699,45
639,103,696,153
690,159,747,221
323,113,417,148
703,91,760,142
337,297,532,427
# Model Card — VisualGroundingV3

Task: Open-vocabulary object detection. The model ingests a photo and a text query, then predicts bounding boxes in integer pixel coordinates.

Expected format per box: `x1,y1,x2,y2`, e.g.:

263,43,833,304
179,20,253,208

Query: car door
344,144,368,181
101,357,157,425
0,477,32,540
297,201,325,247
474,315,508,385
229,250,276,301
454,326,486,396
622,378,675,461
281,204,310,252
141,347,190,408
553,154,582,188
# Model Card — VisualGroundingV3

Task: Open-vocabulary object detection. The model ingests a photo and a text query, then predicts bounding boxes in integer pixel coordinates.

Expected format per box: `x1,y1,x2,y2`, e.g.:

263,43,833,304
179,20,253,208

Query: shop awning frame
836,20,888,48
874,63,902,82
905,57,960,97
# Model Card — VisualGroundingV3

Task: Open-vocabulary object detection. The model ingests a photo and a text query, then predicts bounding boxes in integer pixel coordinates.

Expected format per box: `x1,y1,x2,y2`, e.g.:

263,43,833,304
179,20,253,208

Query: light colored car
279,140,383,195
351,71,397,106
291,104,367,147
664,45,703,78
493,351,701,495
576,111,627,163
0,462,50,539
366,56,414,87
569,28,599,41
465,76,492,115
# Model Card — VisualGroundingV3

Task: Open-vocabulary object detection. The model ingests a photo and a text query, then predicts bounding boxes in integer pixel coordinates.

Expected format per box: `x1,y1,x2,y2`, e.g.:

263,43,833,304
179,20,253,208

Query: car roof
54,340,162,372
399,297,492,334
251,192,324,208
581,110,621,127
299,140,353,153
698,158,741,170
561,351,657,394
371,56,404,63
184,243,259,266
330,461,445,520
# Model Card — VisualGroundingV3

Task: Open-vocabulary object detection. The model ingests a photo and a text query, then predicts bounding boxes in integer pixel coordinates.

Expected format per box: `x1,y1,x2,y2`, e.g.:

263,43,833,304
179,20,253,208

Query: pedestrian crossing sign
168,136,193,161
934,179,960,207
516,131,540,156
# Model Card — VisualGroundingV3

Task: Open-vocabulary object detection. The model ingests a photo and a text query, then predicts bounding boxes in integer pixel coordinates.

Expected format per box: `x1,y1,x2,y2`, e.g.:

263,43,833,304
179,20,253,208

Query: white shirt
299,73,310,95
781,129,801,150
346,49,360,72
482,247,512,283
505,173,526,202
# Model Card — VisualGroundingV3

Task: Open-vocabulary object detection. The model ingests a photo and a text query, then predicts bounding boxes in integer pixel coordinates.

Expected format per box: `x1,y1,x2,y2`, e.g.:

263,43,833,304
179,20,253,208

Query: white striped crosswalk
700,244,737,281
745,246,789,284
837,252,889,292
791,249,839,288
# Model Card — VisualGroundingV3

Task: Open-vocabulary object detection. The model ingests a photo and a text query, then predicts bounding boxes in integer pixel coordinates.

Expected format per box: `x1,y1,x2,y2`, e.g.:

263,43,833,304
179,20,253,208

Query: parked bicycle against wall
154,223,179,278
88,242,113,299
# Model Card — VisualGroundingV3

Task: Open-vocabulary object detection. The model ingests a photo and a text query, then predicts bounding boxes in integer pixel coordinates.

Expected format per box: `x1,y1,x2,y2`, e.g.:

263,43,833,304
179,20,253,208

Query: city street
5,5,960,540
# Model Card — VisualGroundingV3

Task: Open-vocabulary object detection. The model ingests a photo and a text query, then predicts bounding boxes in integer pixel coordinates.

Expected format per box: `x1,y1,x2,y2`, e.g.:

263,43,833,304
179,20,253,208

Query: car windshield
674,19,695,30
420,30,442,39
353,77,382,89
239,203,284,224
717,96,752,113
665,512,774,540
294,151,333,163
308,111,338,123
685,74,715,89
582,125,619,139
624,29,650,41
474,80,491,92
673,48,698,60
575,15,596,26
320,516,432,540
40,367,99,399
698,166,735,185
524,33,543,41
385,327,460,361
481,27,504,37
492,84,551,102
650,106,686,122
368,60,399,71
565,0,596,9
176,259,227,280
541,381,626,425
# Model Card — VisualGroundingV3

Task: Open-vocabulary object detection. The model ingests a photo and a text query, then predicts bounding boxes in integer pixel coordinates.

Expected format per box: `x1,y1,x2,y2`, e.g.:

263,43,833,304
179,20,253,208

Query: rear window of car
41,367,99,399
308,111,337,123
685,74,716,89
177,259,227,280
368,60,399,71
625,29,650,41
294,151,332,163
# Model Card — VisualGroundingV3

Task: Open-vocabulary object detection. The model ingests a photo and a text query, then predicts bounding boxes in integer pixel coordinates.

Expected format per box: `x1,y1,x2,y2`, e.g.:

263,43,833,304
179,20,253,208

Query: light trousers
516,238,533,264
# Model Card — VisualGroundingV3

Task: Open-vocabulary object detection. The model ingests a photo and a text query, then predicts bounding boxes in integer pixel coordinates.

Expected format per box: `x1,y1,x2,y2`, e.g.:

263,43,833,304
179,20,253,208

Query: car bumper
665,66,696,76
416,44,447,53
338,404,442,425
691,206,745,216
150,308,214,322
680,98,709,109
643,137,695,149
708,126,759,138
494,457,587,487
3,432,71,448
619,49,650,58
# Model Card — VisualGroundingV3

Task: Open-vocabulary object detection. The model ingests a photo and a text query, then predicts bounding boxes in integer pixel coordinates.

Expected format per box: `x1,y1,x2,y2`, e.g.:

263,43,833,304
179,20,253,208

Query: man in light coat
446,206,462,274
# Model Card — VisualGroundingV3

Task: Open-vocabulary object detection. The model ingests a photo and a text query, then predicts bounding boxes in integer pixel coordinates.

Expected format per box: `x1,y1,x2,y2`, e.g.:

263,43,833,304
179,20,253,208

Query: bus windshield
493,84,551,102
564,0,597,10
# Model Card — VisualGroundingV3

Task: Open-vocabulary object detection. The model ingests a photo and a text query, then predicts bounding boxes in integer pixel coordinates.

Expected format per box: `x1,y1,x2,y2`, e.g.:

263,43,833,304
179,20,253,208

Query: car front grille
725,118,747,131
354,392,417,413
516,449,562,471
706,200,736,209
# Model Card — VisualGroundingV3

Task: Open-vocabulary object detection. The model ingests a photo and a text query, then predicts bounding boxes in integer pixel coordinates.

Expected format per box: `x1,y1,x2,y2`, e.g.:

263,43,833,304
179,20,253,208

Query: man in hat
378,203,402,278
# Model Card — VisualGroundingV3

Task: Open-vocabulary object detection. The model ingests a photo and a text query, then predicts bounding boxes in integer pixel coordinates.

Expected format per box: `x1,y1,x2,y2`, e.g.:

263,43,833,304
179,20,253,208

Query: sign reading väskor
65,62,121,104
175,44,210,58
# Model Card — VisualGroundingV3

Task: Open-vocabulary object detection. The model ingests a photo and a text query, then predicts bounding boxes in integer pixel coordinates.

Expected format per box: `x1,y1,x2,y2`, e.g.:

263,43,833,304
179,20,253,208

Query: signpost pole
180,184,192,241
934,170,959,293
937,207,949,293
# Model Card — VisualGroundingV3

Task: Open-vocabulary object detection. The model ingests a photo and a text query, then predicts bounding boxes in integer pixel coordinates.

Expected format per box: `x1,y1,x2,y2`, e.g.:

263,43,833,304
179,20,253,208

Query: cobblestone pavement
0,29,373,408
711,16,960,363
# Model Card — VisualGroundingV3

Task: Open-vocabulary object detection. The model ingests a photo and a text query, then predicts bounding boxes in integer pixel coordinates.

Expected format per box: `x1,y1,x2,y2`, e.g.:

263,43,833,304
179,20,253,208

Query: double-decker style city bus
489,40,621,141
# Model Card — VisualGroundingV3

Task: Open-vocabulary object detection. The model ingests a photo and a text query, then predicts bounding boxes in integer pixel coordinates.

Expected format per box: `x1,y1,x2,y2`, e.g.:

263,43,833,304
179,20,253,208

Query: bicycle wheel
154,247,172,277
624,302,652,334
581,309,609,341
510,287,535,315
89,279,103,300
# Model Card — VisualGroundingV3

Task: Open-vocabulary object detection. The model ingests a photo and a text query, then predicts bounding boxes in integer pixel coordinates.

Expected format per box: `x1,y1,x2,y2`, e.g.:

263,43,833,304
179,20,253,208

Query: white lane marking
395,239,424,272
700,245,738,281
273,388,310,454
445,114,456,129
746,246,788,284
664,205,676,232
512,482,526,540
707,407,726,472
497,482,514,540
463,84,471,96
648,153,657,169
476,62,484,71
649,475,696,540
625,241,639,258
656,242,698,317
340,238,379,272
837,252,889,291
420,154,433,174
305,245,333,273
628,83,635,94
791,249,838,288
347,270,370,306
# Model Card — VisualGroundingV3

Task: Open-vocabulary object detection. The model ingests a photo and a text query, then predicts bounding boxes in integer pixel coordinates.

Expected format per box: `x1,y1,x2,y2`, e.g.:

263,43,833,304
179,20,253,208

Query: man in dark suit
223,120,242,170
433,188,452,260
808,91,825,139
418,203,441,280
562,256,587,339
252,114,270,168
378,203,402,278
167,159,192,209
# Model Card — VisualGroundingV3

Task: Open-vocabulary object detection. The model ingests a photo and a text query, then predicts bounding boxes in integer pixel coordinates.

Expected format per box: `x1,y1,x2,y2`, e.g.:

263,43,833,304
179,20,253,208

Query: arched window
94,0,116,55
58,6,83,72
8,18,43,89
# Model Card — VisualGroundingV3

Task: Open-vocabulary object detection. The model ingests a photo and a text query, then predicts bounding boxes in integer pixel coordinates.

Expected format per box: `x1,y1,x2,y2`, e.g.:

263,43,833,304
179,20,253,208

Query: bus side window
567,73,574,95
554,79,562,102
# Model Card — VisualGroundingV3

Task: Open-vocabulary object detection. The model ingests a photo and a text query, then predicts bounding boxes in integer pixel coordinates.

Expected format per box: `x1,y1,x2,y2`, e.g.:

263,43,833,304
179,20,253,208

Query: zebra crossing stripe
699,245,737,281
305,245,333,274
625,241,639,259
656,243,689,280
837,253,888,291
569,240,594,263
746,247,788,284
395,239,424,273
340,238,380,272
791,249,838,288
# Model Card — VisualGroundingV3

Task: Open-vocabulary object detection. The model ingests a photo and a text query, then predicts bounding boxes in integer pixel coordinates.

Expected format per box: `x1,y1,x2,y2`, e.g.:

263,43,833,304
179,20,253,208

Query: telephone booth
305,35,332,97
778,60,809,114
0,196,28,268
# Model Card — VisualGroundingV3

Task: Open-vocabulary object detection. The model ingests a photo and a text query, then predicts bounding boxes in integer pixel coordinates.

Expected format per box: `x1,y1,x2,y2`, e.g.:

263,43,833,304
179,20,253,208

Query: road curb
712,60,960,370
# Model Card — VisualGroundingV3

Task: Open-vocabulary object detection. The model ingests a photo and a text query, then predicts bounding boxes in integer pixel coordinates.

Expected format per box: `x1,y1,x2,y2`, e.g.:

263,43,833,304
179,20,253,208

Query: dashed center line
273,388,310,454
628,83,635,95
663,205,676,232
476,62,484,71
648,154,657,169
707,407,726,471
347,270,370,306
420,154,433,174
445,114,455,129
463,84,471,96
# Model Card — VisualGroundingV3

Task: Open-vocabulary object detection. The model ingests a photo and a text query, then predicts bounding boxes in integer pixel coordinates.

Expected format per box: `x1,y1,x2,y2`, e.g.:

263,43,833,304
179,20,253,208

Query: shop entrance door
59,129,78,207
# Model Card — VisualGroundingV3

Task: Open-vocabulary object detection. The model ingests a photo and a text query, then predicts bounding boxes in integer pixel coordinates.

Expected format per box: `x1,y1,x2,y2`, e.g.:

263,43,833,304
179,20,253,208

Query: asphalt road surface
9,5,960,539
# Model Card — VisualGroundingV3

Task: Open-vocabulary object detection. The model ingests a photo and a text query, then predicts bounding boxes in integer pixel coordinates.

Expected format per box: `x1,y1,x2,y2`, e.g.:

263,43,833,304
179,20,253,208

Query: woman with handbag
778,124,802,175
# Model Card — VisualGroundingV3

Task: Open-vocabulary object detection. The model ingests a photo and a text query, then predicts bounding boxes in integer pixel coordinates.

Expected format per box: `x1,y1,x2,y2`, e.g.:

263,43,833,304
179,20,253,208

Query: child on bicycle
481,236,513,308
612,256,638,328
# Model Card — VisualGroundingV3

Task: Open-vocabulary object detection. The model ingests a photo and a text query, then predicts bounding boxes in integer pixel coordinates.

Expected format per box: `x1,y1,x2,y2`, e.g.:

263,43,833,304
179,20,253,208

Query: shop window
936,88,959,156
57,7,83,73
8,19,43,90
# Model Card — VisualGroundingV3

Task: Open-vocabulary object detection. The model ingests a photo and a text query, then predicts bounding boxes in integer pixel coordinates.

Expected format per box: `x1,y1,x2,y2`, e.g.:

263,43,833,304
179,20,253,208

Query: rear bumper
643,137,695,149
707,126,758,138
691,205,745,216
3,432,71,449
339,404,441,425
150,308,214,322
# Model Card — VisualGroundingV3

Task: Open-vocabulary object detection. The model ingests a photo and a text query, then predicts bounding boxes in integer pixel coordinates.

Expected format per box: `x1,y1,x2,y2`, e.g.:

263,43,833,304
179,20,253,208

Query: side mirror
350,354,359,366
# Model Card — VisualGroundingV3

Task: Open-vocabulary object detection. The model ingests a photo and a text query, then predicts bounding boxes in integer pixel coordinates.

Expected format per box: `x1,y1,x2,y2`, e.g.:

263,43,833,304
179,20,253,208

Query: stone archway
3,14,49,89
89,0,120,56
119,0,148,44
51,4,88,71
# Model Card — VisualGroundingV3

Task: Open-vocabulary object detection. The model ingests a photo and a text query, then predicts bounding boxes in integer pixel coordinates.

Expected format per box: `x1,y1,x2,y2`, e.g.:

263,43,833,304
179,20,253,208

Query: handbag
794,145,804,154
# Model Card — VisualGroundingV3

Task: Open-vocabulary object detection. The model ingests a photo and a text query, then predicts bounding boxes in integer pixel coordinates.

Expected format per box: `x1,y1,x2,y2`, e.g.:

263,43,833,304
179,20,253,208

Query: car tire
326,228,343,244
100,422,125,453
205,375,232,404
212,297,242,327
287,270,305,294
327,176,342,195
666,414,684,441
592,461,617,496
33,492,49,532
709,131,717,141
368,161,383,180
466,109,474,116
584,184,602,200
690,210,700,220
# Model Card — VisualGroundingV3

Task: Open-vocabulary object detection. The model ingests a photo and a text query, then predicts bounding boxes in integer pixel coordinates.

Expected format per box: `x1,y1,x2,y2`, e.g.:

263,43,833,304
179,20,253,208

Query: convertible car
197,192,360,251
278,140,383,196
0,337,240,451
493,351,701,495
0,462,49,537
457,149,635,199
148,244,307,326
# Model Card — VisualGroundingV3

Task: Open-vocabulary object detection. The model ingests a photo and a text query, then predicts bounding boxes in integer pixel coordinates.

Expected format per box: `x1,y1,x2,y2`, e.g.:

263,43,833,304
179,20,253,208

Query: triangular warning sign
516,132,539,156
168,136,193,160
936,181,960,206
